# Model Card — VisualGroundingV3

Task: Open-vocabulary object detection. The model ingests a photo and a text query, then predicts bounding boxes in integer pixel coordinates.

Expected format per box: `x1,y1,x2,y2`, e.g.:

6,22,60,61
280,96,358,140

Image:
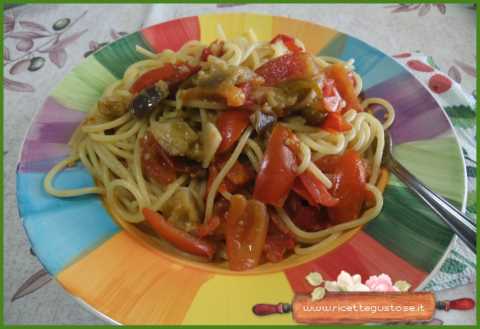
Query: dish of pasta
44,27,395,271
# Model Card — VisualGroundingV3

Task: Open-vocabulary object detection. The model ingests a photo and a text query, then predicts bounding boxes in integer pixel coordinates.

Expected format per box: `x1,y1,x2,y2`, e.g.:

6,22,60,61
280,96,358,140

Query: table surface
4,4,476,325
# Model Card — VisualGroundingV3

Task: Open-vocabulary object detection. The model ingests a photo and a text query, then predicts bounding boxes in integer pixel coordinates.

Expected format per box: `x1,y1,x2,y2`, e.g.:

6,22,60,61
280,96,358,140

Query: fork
382,131,476,253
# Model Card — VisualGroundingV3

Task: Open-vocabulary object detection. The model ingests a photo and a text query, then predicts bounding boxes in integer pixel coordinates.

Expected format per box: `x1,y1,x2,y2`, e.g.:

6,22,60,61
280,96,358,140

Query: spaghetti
44,27,395,271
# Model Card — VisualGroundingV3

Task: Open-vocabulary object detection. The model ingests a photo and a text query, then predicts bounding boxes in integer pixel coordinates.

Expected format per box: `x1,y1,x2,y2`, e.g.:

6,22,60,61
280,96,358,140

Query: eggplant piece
301,106,327,126
150,119,199,157
250,111,277,135
130,81,169,118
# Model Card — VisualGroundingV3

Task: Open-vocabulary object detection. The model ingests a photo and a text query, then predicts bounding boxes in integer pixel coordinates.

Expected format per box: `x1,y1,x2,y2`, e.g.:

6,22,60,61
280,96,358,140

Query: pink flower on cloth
365,274,400,292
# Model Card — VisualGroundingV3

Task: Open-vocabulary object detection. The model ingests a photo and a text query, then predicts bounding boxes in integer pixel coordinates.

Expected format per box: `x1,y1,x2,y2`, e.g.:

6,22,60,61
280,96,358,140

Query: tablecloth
4,3,476,325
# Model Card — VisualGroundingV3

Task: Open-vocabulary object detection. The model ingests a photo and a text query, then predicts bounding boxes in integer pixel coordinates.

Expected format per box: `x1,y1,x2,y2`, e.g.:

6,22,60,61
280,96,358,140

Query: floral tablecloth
4,3,476,325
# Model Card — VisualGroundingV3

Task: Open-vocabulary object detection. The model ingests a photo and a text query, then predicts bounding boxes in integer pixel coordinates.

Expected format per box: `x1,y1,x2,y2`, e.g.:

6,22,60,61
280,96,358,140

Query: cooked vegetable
298,170,339,207
98,96,130,119
263,211,296,262
325,63,362,112
321,112,352,132
316,149,367,223
301,106,327,126
322,79,342,113
130,82,169,118
225,195,269,271
195,215,221,238
207,157,255,194
201,122,222,168
143,208,216,259
130,62,198,94
141,133,177,185
253,124,299,207
200,40,225,61
286,193,330,232
270,34,303,53
292,178,318,207
150,119,199,157
255,52,319,86
216,110,250,154
250,111,277,135
163,187,200,232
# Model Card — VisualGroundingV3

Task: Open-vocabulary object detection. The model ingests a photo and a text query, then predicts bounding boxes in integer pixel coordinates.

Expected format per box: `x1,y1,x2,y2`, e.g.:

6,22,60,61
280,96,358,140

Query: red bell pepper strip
130,62,198,94
298,170,339,207
270,34,303,53
216,110,251,153
321,112,352,132
255,52,318,86
195,215,221,238
325,63,362,112
225,195,269,271
142,208,216,259
253,124,299,207
315,150,367,223
292,179,318,207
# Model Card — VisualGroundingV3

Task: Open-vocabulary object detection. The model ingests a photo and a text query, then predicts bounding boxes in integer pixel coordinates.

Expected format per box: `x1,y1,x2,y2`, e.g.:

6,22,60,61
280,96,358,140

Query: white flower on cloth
365,273,400,292
324,271,370,292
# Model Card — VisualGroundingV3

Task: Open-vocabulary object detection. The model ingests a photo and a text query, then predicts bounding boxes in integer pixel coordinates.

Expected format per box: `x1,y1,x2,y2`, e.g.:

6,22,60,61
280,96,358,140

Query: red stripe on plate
284,231,428,294
141,16,200,53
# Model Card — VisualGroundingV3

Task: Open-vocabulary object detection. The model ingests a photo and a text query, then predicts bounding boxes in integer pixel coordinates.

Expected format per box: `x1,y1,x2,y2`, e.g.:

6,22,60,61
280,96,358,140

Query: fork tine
382,130,393,165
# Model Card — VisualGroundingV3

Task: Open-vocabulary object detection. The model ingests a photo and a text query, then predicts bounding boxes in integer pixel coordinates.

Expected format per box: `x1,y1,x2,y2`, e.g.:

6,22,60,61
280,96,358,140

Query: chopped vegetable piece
322,79,342,113
150,119,199,157
263,212,296,263
315,150,367,223
253,124,299,207
143,208,216,259
141,133,176,185
195,215,221,238
216,110,251,153
321,112,352,132
270,34,303,53
325,63,362,112
130,83,169,118
201,122,222,168
130,62,198,94
298,170,339,207
225,195,269,271
286,193,330,232
255,52,318,86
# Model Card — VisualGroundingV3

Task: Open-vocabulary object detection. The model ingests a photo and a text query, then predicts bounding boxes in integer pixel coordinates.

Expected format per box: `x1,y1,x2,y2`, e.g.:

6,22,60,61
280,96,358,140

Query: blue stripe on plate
17,166,120,275
17,164,102,217
318,34,405,90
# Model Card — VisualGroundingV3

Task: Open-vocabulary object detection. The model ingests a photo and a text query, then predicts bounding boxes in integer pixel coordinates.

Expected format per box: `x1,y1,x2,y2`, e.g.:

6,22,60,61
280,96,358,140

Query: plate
16,13,466,325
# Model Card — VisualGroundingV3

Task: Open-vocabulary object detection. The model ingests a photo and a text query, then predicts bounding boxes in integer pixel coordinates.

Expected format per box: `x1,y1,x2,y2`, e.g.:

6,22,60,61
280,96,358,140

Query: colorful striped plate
16,13,466,325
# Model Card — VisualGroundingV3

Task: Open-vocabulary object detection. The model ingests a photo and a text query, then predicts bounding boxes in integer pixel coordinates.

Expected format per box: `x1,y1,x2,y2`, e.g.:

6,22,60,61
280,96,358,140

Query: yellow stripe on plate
182,271,295,325
57,232,212,324
199,13,273,44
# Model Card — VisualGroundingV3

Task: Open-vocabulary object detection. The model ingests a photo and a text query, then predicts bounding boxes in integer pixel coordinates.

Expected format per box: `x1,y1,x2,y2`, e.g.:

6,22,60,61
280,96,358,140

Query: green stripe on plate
365,180,454,273
51,56,117,112
94,32,153,79
393,135,465,205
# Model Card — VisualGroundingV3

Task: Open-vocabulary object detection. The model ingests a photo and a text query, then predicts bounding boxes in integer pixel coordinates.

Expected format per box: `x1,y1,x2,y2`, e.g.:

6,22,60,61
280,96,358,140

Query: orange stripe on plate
57,231,212,324
272,16,338,54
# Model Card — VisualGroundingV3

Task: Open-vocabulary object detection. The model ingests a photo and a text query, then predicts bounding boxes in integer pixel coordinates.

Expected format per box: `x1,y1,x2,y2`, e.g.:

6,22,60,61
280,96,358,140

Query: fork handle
387,158,476,253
